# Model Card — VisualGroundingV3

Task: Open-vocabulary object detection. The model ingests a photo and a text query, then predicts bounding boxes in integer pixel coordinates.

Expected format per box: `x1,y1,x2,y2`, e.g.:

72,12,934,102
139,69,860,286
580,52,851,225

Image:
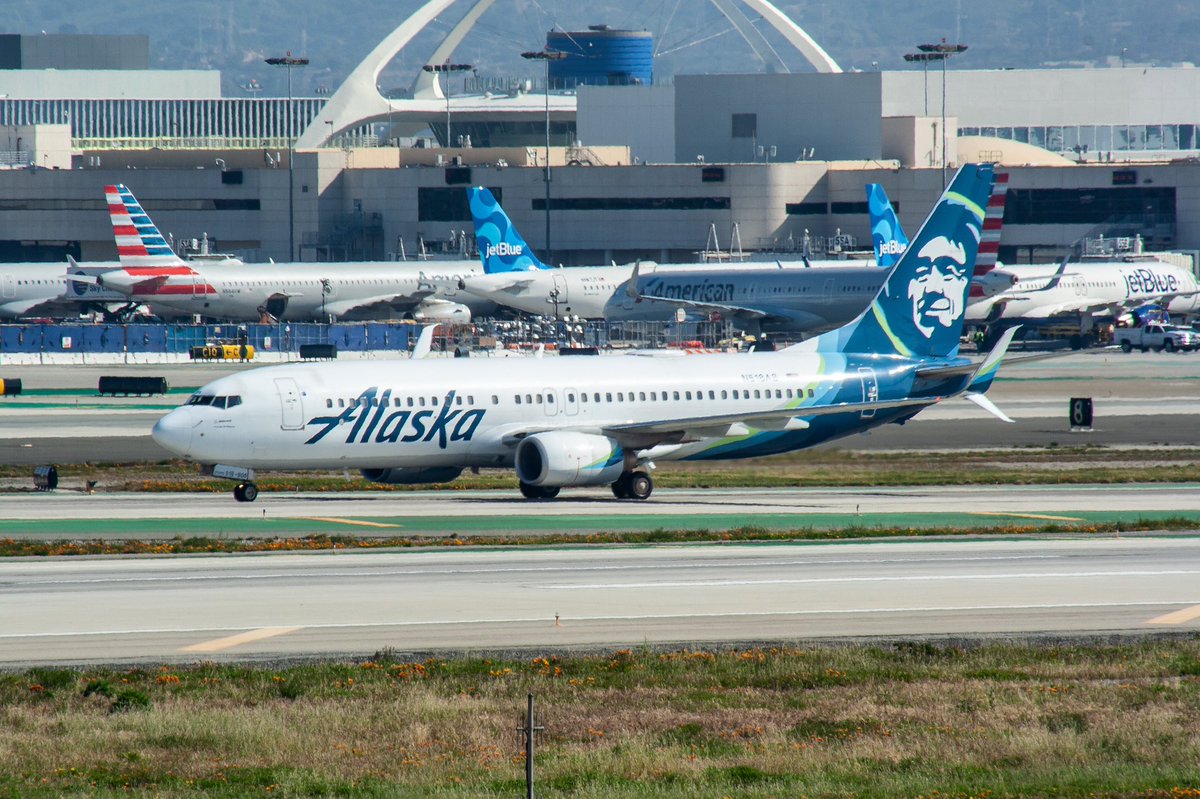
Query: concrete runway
1,350,1198,463
2,484,1198,539
2,536,1198,666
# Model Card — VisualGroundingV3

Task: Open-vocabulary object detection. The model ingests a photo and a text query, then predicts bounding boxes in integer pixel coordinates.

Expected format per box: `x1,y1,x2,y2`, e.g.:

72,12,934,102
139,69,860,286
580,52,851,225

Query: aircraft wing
599,396,941,447
631,293,770,319
0,297,62,317
321,294,417,317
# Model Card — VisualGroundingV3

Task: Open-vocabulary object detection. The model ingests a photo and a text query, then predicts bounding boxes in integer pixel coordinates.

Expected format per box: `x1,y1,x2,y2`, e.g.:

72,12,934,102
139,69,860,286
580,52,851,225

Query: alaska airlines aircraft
0,261,129,319
152,165,1013,503
457,187,879,326
84,185,538,322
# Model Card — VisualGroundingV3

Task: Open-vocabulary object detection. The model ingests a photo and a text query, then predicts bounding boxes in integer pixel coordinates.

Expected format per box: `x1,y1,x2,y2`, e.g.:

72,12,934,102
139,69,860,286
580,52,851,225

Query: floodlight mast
521,49,568,255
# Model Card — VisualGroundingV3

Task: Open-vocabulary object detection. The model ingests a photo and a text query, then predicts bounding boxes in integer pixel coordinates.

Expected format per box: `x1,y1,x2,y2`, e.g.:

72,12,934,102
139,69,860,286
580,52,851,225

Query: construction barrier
0,377,21,395
98,376,169,396
189,344,255,360
298,343,338,360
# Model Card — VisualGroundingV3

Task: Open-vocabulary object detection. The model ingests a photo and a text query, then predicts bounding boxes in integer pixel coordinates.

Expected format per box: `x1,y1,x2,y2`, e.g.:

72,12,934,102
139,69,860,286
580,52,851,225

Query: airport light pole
522,49,567,255
916,41,967,188
266,53,309,261
422,62,473,148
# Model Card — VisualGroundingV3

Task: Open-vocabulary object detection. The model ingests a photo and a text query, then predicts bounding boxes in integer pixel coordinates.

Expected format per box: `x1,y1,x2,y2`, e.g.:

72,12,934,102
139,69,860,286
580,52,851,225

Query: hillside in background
4,0,1199,97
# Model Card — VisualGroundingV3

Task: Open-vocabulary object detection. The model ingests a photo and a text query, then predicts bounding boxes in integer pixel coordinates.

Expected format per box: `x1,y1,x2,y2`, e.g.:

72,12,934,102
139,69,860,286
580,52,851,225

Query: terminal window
731,113,757,139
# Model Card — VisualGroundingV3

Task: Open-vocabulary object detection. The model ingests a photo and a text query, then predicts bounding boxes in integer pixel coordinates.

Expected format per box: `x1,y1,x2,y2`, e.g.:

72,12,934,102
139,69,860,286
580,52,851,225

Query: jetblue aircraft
79,185,539,322
152,165,1013,503
458,187,881,329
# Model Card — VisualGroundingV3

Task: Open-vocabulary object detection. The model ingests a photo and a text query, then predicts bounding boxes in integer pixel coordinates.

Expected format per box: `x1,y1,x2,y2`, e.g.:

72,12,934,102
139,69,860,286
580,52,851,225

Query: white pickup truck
1115,323,1200,353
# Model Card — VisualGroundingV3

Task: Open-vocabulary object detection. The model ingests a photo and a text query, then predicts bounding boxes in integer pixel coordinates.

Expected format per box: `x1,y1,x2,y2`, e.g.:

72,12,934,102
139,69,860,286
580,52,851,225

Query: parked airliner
152,164,1013,503
0,261,129,319
81,185,539,322
457,187,883,330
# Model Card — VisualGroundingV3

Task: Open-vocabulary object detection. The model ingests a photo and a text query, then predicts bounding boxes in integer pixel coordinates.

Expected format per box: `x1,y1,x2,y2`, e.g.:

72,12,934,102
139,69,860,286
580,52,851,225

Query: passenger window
708,391,715,400
468,395,475,404
639,392,646,401
754,390,761,399
326,399,333,408
775,389,782,399
618,392,624,402
536,394,543,403
432,397,439,406
685,391,692,400
580,393,588,403
456,395,463,406
650,392,657,401
568,393,575,402
515,395,522,404
594,393,601,402
732,390,739,399
808,388,815,398
419,397,426,407
605,393,613,402
394,398,401,407
407,397,414,407
786,389,793,399
547,394,554,403
492,395,499,405
721,390,728,399
673,391,680,400
526,394,533,404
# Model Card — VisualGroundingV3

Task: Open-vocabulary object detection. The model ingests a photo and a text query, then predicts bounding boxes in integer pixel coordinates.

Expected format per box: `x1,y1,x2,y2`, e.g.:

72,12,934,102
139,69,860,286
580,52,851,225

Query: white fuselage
965,261,1200,321
151,347,907,472
457,259,876,320
101,259,493,321
0,262,127,319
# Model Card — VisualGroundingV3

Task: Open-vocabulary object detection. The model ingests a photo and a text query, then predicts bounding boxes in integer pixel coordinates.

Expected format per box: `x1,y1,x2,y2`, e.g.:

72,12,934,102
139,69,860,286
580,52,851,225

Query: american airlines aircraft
82,185,539,322
457,187,883,330
152,164,1014,503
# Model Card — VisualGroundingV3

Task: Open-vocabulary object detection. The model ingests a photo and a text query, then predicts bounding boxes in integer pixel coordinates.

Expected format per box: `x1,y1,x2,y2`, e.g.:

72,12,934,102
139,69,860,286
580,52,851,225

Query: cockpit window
212,396,227,409
197,395,215,406
187,393,241,408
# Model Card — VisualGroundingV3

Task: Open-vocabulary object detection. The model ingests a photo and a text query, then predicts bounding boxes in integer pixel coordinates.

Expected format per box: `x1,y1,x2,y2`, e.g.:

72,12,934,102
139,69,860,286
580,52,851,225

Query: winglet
967,324,1020,394
411,325,435,359
963,391,1015,423
625,260,643,299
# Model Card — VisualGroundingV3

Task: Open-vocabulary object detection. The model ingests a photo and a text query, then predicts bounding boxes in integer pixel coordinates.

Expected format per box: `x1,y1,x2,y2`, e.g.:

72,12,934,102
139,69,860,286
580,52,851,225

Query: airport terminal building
2,14,1200,270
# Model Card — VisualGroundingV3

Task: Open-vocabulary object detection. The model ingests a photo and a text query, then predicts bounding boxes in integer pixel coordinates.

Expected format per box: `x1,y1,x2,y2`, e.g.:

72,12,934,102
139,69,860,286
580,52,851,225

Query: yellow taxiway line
181,626,304,653
304,517,402,529
971,512,1085,522
1146,604,1200,626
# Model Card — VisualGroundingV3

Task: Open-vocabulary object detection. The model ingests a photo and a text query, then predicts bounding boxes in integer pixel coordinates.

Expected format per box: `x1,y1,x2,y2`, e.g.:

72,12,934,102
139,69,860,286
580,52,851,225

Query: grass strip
1,640,1198,798
0,516,1198,557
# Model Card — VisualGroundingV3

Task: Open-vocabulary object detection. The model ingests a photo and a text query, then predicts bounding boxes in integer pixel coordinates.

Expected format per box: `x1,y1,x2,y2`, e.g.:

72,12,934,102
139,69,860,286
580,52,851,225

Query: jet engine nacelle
360,467,463,485
411,299,471,323
515,431,625,487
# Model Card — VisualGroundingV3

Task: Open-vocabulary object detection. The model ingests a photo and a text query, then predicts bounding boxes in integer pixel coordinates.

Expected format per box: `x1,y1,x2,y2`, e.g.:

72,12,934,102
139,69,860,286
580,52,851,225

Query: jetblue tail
467,187,551,274
866,183,908,268
105,184,187,268
817,164,995,359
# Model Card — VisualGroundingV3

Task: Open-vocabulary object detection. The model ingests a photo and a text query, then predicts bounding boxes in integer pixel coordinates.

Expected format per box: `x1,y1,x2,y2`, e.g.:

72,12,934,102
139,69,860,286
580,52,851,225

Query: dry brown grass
1,643,1199,797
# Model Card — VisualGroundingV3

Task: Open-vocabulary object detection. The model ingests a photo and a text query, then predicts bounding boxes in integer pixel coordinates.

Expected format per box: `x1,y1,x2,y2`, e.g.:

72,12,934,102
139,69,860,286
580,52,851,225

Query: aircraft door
1,273,13,299
550,273,568,316
857,367,878,419
564,387,579,416
822,278,835,303
275,377,305,430
542,387,559,417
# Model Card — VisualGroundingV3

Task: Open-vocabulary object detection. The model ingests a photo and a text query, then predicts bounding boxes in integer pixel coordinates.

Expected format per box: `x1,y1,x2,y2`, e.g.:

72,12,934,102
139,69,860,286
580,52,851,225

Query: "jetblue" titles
303,388,485,448
1125,267,1179,297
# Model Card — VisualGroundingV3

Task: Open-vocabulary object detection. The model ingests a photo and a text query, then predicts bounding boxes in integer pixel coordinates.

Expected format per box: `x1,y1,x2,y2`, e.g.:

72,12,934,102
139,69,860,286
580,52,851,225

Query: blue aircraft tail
866,183,908,268
468,187,551,274
816,164,994,359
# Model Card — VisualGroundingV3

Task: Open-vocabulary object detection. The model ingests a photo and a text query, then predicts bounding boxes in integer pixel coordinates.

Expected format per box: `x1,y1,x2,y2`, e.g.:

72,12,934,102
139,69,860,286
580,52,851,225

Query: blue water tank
546,25,653,87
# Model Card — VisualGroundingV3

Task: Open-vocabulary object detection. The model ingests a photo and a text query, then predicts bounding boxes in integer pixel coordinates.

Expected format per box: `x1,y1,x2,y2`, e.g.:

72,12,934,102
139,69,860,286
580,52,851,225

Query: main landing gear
611,471,653,500
233,482,259,502
518,482,560,500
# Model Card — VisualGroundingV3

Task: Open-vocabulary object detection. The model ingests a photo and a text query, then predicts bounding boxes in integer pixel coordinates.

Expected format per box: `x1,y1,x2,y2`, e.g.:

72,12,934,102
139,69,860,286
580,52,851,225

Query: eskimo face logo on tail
907,236,968,338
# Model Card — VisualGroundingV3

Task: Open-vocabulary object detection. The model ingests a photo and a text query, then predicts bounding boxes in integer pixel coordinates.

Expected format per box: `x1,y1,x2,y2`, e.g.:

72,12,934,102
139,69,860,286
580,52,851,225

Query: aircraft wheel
628,472,653,501
234,483,258,503
540,486,560,499
611,473,632,499
519,481,542,499
1120,341,1132,353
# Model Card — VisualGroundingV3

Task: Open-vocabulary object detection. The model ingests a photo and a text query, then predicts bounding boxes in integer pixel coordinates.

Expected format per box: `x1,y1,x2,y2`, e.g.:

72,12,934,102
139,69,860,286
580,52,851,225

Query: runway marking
180,626,303,653
1146,604,1200,625
541,569,1200,590
303,517,401,529
4,600,1200,640
971,512,1086,522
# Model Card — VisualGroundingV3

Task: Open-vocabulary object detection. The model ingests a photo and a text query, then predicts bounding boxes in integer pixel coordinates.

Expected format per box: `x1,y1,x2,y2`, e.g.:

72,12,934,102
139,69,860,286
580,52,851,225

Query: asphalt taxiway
2,536,1198,666
1,484,1197,538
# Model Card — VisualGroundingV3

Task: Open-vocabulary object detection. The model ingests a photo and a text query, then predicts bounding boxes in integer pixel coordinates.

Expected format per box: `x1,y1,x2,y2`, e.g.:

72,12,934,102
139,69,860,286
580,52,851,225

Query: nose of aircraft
151,410,195,457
